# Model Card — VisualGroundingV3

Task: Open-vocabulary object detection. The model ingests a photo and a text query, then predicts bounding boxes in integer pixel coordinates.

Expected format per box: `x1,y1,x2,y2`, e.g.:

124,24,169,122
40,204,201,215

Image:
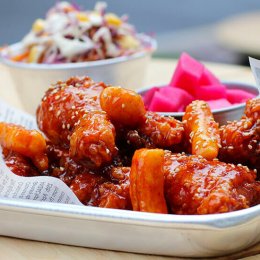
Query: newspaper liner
0,101,82,205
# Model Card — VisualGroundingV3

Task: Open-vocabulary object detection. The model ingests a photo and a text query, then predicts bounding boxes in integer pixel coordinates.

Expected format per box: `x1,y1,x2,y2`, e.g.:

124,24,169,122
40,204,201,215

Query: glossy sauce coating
37,77,118,168
219,98,260,173
3,148,40,177
70,111,117,168
183,100,220,160
100,86,146,127
164,151,259,214
0,123,48,171
245,98,260,122
69,167,131,209
90,167,131,209
37,76,107,146
139,112,184,148
130,149,168,213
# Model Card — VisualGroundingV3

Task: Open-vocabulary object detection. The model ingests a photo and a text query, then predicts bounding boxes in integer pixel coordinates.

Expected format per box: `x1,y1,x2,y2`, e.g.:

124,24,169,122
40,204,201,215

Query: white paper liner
0,100,82,205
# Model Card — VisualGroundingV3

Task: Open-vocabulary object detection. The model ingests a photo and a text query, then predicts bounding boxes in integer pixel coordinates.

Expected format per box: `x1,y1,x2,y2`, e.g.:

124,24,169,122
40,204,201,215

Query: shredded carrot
11,50,29,62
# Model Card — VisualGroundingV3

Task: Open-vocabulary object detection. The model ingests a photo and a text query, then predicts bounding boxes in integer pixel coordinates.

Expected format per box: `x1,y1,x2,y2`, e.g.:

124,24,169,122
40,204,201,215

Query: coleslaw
4,1,151,64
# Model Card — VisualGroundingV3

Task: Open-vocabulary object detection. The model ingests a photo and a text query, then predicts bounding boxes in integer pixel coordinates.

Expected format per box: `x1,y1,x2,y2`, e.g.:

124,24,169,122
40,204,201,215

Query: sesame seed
72,105,76,109
122,104,125,109
248,144,253,150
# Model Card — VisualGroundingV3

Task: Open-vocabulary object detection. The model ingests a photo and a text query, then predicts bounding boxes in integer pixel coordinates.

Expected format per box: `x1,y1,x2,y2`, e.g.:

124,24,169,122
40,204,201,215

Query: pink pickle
149,91,179,112
207,99,231,110
195,84,227,100
143,87,159,107
169,52,204,96
199,67,220,86
159,86,194,111
226,89,256,104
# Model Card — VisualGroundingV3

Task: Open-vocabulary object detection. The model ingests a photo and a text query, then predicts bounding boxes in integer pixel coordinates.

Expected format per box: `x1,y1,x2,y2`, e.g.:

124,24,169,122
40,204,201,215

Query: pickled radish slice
195,84,227,100
143,87,159,107
142,52,256,113
207,99,231,110
227,89,256,104
149,91,178,112
159,87,194,109
169,52,204,96
199,68,220,86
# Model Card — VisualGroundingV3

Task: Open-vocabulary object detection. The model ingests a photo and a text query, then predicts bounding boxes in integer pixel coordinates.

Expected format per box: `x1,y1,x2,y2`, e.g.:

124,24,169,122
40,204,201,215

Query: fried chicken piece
100,86,184,149
138,112,184,148
69,167,131,209
46,143,95,185
70,172,105,204
245,97,260,122
0,122,48,171
164,151,259,214
37,76,106,145
100,86,146,127
37,77,117,168
70,111,117,168
219,98,260,172
47,141,131,209
3,148,40,177
90,167,131,209
183,100,220,160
